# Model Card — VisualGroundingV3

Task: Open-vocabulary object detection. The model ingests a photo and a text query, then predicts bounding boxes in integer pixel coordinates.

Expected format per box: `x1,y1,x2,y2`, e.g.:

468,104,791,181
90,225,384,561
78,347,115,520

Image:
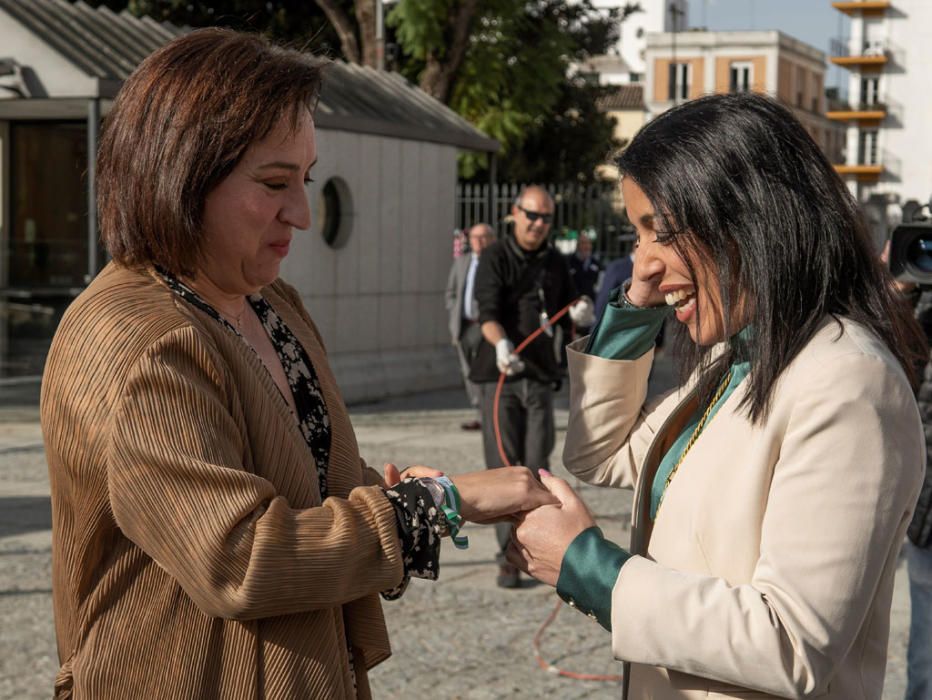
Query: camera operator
884,236,932,699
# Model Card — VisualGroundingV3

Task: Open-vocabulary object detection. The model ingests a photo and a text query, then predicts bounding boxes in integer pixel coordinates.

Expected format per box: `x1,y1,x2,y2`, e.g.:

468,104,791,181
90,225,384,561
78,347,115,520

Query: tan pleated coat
563,318,925,699
41,263,404,699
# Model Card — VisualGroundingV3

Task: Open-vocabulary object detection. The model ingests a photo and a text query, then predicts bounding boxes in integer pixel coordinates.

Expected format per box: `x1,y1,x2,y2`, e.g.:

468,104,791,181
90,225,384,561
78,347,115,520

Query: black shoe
496,564,520,589
460,420,482,431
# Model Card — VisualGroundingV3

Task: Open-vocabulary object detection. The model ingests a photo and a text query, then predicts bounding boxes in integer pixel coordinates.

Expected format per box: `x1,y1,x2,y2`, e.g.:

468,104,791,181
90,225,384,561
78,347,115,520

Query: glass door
2,121,90,380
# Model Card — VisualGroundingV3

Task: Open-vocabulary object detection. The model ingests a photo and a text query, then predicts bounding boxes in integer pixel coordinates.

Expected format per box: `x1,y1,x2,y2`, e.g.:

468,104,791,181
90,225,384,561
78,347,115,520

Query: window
861,76,880,107
859,129,879,165
796,66,806,108
811,75,822,112
668,62,689,101
9,122,89,288
628,72,642,83
318,177,353,249
5,121,91,379
729,62,752,93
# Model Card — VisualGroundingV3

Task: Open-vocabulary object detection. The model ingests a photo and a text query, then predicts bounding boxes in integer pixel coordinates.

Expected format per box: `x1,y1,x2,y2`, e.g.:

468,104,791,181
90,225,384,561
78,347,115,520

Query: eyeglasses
518,206,553,224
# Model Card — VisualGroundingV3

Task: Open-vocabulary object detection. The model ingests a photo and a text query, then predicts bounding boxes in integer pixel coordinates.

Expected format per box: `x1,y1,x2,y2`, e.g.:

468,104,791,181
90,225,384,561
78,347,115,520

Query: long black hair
617,92,926,422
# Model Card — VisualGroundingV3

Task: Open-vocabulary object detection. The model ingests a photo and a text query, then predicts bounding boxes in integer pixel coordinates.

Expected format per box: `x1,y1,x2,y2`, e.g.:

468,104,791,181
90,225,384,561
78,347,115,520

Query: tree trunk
312,0,361,64
354,0,378,67
419,0,481,103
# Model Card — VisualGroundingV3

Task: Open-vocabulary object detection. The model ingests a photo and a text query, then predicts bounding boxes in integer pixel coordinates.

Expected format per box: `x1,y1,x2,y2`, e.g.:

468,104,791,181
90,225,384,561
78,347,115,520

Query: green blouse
556,289,750,630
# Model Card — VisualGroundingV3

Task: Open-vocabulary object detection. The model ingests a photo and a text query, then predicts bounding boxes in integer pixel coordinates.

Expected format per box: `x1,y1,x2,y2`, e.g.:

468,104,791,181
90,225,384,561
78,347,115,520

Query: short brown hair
97,29,324,276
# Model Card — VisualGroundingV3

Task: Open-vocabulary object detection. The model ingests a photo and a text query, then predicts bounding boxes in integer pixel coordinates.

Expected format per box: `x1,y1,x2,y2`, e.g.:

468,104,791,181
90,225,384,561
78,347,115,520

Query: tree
389,0,639,180
83,0,638,181
499,77,621,184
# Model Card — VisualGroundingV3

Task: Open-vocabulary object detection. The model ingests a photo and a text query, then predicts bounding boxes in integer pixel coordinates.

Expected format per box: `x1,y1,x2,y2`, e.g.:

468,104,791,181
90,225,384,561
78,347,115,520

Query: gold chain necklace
656,369,733,514
220,301,247,332
230,305,246,332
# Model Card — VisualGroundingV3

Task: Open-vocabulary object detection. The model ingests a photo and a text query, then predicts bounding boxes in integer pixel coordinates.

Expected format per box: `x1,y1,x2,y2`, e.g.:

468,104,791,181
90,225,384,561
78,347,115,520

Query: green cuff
556,526,631,631
585,288,671,359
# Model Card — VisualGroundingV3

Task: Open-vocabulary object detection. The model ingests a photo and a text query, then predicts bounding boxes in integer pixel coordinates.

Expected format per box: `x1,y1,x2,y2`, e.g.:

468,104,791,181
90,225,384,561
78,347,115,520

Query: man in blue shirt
445,223,495,431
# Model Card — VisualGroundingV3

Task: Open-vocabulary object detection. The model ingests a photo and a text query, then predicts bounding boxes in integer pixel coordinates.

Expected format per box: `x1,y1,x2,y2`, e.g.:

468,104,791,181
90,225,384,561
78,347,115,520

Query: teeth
664,289,694,306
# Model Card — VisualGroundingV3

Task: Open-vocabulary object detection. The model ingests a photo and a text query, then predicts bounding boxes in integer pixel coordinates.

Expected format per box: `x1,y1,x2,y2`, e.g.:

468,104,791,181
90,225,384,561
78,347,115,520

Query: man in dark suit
445,223,495,430
566,234,603,336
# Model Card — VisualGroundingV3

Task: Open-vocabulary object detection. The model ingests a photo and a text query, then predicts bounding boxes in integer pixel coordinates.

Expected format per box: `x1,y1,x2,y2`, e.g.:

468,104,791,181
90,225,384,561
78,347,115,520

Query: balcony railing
826,100,888,120
834,150,900,180
831,37,885,58
830,37,903,67
827,92,902,121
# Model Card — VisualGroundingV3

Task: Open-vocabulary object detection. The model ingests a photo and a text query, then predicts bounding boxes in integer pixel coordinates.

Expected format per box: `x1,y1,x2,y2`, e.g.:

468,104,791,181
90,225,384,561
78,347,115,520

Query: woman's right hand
451,468,559,523
625,250,666,308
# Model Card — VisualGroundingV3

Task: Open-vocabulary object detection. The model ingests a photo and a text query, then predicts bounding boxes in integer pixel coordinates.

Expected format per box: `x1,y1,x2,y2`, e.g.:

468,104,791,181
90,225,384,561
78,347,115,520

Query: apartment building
829,1,932,208
644,30,845,163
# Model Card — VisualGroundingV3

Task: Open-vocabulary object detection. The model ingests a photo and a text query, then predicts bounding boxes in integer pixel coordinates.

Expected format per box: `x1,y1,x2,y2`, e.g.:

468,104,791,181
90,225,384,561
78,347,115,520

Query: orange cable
532,598,624,683
491,297,624,684
493,299,576,468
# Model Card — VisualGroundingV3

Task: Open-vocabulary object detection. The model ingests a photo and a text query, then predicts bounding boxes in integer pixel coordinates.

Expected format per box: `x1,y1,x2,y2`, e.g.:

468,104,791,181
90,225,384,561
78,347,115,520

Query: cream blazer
563,316,924,699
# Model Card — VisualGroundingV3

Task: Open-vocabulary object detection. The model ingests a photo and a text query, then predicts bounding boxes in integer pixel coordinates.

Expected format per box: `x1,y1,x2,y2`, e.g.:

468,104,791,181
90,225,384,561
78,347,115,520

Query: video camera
889,199,932,286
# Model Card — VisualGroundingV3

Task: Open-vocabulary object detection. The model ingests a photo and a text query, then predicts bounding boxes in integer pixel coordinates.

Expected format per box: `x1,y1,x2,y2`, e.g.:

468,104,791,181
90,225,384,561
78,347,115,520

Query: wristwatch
619,279,642,309
419,477,445,508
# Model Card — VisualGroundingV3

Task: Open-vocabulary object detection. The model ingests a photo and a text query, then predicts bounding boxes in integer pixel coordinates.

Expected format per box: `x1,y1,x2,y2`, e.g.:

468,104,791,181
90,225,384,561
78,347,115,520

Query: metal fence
455,182,633,259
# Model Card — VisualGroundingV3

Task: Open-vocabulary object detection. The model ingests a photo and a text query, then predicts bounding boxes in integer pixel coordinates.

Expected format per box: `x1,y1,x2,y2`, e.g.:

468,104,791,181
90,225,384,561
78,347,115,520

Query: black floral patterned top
157,271,445,599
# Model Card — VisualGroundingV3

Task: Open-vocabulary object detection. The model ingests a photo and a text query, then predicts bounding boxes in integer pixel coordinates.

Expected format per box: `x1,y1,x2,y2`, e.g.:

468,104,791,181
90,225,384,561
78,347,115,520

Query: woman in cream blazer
509,93,927,699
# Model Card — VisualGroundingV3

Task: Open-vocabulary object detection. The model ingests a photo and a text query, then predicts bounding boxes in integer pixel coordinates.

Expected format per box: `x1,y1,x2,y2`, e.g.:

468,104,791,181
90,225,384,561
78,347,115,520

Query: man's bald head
512,186,555,251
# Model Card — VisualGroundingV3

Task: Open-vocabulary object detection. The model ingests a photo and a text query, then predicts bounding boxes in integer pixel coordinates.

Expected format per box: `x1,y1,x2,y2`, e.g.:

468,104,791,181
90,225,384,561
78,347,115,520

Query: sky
687,0,850,89
689,0,842,52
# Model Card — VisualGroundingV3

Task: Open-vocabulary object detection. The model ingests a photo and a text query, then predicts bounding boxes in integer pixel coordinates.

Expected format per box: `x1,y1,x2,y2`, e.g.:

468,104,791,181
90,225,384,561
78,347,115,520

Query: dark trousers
478,378,555,557
455,322,483,411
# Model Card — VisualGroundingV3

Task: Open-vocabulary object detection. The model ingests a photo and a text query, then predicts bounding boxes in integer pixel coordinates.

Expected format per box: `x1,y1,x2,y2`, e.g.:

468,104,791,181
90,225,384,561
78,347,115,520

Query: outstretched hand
382,463,444,487
506,470,596,587
451,467,559,523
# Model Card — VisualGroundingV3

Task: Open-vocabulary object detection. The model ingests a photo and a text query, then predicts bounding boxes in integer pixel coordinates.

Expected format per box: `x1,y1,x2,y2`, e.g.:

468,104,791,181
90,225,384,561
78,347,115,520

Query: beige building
598,84,647,146
644,30,845,163
595,84,646,180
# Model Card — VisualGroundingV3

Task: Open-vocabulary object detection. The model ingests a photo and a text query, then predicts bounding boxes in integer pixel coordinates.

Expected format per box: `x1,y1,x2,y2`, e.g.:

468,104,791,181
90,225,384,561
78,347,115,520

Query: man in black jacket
470,185,594,588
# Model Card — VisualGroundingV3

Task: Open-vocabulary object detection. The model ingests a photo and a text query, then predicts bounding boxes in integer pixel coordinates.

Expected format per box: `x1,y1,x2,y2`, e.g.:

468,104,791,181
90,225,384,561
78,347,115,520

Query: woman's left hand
382,463,445,487
507,470,596,587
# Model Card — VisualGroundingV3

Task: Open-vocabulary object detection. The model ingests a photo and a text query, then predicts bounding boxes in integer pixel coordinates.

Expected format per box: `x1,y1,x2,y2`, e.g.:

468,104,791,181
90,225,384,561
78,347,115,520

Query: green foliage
387,0,454,61
496,77,621,183
82,0,636,183
389,0,636,181
449,0,572,172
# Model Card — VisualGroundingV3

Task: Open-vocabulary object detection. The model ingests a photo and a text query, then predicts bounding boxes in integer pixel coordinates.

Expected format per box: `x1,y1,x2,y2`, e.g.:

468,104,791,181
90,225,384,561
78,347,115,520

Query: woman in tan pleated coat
41,30,555,699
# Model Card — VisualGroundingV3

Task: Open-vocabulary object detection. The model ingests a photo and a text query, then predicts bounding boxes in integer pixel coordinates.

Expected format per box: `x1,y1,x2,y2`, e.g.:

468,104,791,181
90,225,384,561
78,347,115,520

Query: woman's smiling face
623,177,731,346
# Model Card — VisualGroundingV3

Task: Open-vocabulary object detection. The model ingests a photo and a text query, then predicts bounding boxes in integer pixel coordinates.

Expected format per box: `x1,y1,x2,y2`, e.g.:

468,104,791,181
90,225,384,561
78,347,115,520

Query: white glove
495,338,525,376
569,296,595,327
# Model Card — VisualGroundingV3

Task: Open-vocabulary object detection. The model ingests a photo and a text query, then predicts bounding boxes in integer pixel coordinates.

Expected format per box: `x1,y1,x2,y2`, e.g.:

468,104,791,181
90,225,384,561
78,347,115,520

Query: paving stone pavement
0,379,912,699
